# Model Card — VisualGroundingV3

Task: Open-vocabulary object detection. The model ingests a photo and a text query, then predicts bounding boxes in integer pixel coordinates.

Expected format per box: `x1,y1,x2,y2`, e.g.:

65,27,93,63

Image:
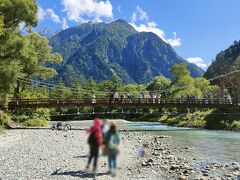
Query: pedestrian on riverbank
86,118,103,175
104,122,120,177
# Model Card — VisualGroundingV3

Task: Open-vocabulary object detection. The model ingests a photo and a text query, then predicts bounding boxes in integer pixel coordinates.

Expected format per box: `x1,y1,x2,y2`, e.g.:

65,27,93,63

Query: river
130,122,240,165
49,120,240,165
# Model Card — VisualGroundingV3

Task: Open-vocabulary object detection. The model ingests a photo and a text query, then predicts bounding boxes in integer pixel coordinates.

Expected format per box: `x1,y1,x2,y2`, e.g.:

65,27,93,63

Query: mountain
49,19,204,84
204,40,240,79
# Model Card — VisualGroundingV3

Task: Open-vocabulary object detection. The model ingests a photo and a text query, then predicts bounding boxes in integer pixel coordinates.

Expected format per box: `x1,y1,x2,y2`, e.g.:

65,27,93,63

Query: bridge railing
7,97,233,108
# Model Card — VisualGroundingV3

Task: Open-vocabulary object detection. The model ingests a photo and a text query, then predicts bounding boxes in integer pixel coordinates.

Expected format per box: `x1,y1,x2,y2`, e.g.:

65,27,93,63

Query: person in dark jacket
86,118,102,175
104,122,120,177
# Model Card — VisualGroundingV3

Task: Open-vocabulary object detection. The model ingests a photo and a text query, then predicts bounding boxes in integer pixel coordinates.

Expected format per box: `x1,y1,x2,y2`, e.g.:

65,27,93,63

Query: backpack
108,134,119,149
88,130,97,145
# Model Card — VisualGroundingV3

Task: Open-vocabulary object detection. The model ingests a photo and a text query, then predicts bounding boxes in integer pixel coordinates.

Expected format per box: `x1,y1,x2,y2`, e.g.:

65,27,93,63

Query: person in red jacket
86,118,103,174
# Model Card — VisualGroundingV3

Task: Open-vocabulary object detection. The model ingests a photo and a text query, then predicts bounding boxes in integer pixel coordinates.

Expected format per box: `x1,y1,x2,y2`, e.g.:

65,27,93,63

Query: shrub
231,121,240,131
0,112,11,128
23,117,48,127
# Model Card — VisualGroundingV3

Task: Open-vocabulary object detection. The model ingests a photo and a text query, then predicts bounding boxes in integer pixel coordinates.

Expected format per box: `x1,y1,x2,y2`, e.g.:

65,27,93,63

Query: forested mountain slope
204,40,240,79
49,19,204,84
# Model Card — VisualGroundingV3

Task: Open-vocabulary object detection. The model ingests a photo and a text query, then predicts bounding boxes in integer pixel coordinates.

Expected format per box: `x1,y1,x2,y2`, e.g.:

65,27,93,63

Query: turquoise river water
130,122,240,164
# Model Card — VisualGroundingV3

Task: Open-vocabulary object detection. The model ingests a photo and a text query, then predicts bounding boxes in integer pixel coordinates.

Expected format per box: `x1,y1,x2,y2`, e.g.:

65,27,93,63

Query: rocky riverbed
0,129,239,180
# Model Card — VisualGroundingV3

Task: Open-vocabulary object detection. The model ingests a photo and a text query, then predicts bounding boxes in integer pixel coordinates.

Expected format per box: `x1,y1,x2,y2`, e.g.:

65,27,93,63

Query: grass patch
23,117,48,127
158,111,212,128
230,120,240,131
0,112,11,129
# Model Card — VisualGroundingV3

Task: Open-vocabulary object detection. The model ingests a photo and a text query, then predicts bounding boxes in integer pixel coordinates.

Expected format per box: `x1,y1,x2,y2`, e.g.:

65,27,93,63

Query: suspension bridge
1,71,240,110
5,97,234,109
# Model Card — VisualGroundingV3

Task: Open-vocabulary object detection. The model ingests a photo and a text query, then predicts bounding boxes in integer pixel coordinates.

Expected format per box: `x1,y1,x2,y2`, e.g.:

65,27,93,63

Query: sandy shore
0,128,239,180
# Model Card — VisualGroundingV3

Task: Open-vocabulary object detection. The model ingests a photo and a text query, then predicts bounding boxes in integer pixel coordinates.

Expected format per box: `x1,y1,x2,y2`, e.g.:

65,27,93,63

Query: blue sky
36,0,240,70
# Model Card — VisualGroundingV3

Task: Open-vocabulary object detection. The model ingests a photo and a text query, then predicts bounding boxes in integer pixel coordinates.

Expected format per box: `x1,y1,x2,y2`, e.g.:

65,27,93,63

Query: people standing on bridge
226,93,232,104
176,96,181,103
204,94,209,104
86,118,103,175
113,92,119,103
157,94,161,103
139,94,144,103
91,92,96,104
127,93,132,103
145,93,150,103
186,94,190,104
104,121,120,177
152,94,157,103
120,94,125,104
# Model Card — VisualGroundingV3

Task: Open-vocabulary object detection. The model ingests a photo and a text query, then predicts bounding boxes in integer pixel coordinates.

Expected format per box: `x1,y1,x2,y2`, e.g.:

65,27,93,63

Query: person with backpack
104,122,120,177
86,118,103,175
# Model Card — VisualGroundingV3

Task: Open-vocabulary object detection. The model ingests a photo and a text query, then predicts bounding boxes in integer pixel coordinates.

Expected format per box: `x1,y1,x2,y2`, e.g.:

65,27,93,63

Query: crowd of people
90,91,233,105
86,118,120,177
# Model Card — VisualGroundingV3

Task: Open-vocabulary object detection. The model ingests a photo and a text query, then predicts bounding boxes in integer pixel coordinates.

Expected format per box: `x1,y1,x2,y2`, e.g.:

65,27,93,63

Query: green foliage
0,0,38,29
19,86,49,98
12,108,50,127
23,117,48,127
0,0,62,103
50,80,72,98
49,20,203,84
204,40,240,79
169,63,196,97
111,73,122,91
122,84,146,96
231,121,240,131
205,108,240,130
146,75,170,91
0,112,11,127
0,15,5,35
158,111,212,128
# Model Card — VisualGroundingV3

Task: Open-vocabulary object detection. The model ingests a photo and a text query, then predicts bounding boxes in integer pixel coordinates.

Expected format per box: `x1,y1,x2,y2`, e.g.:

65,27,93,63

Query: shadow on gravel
73,155,89,158
51,169,108,178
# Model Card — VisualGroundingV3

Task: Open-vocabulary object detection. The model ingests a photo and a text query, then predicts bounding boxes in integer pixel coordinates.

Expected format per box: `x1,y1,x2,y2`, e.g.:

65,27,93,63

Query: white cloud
46,9,61,23
187,57,207,69
131,21,181,47
37,6,69,30
136,6,148,21
61,0,113,23
62,17,69,29
131,5,148,23
130,6,181,47
37,6,46,21
131,12,137,23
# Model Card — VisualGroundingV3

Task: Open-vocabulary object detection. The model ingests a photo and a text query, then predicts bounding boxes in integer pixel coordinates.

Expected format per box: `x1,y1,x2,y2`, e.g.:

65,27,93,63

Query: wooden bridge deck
3,98,235,109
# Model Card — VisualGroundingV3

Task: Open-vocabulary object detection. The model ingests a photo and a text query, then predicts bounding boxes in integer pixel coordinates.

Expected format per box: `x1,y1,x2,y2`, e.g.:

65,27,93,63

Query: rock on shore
0,129,239,180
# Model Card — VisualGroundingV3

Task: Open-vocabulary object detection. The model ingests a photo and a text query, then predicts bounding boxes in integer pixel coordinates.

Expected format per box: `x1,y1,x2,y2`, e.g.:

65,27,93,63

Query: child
138,143,148,157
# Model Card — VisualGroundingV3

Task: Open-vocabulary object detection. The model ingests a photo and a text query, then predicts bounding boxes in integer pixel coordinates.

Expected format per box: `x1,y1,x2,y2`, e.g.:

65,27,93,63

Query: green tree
50,80,72,98
98,80,114,96
146,75,170,91
0,1,62,103
112,73,122,92
14,33,62,97
0,0,38,29
0,16,5,35
169,63,195,97
89,77,97,91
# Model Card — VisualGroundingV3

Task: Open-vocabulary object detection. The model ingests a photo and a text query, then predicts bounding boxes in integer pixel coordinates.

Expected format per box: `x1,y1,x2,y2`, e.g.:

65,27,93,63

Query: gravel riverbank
0,129,239,180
